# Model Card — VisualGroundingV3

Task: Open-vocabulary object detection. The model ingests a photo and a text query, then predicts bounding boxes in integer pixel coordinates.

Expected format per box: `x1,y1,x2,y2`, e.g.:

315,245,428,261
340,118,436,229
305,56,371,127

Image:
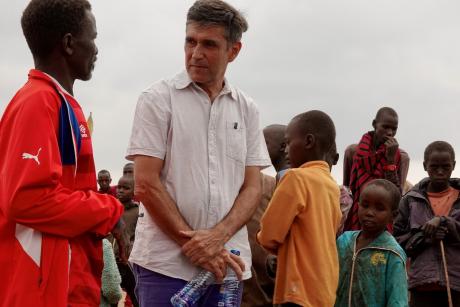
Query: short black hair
187,0,248,44
375,107,398,121
361,179,401,211
21,0,92,59
98,169,111,177
292,110,336,154
118,175,134,188
424,141,456,162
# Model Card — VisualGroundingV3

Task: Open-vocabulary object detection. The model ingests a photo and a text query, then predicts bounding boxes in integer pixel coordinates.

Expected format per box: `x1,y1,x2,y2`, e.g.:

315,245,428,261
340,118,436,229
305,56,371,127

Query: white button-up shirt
126,71,271,281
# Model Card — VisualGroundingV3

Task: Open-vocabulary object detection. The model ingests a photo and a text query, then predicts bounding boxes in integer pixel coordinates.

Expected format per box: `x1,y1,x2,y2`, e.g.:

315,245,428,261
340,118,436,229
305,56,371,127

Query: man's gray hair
187,0,248,44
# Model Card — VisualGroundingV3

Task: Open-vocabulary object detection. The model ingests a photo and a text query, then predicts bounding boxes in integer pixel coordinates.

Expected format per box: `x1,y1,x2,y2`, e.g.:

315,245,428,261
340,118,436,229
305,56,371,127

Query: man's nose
191,44,204,59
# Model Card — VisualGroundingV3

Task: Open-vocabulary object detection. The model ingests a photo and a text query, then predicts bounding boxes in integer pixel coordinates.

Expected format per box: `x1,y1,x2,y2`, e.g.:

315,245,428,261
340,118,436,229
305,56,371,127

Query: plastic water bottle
218,250,241,307
170,270,215,306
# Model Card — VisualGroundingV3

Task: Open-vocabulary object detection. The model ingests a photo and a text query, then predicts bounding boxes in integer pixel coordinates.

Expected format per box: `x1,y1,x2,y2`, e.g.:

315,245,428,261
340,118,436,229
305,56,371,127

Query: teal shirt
335,231,408,307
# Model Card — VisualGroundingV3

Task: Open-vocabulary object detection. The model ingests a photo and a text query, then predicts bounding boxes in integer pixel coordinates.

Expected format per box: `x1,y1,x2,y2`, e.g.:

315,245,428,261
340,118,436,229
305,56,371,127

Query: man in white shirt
126,0,270,305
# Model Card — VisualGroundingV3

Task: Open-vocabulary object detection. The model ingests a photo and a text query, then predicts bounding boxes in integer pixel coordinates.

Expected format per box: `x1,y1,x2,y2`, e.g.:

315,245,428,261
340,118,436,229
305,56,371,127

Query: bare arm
133,155,192,246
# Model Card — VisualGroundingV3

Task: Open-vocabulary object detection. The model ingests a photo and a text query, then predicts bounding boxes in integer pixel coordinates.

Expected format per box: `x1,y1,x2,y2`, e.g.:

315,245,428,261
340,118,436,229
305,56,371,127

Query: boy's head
97,170,111,192
358,179,401,234
285,110,336,168
123,162,134,176
116,176,135,204
263,124,288,171
372,107,398,145
423,141,456,190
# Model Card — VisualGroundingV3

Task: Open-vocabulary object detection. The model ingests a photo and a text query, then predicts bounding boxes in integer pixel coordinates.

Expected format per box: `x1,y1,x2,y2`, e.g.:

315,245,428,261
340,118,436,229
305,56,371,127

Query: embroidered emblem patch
370,252,387,266
22,148,42,165
79,123,88,138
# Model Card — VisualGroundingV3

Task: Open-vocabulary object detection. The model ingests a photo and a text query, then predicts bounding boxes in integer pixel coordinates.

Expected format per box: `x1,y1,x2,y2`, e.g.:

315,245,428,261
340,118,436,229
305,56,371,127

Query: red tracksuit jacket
0,70,124,306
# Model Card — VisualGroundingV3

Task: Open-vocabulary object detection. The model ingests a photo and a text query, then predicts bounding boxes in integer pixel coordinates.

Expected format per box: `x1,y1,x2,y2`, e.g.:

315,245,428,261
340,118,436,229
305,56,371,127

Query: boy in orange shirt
258,110,342,306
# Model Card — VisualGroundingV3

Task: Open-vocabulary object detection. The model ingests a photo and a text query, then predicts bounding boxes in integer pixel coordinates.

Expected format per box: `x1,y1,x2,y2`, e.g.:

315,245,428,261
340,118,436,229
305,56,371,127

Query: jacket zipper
347,234,406,307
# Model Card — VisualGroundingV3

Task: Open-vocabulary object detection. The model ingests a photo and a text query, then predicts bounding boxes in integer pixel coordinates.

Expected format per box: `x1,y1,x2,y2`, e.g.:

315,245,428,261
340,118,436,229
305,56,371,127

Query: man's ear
305,134,315,149
280,142,286,153
372,119,377,130
423,161,428,171
62,33,74,56
228,41,242,62
453,160,456,170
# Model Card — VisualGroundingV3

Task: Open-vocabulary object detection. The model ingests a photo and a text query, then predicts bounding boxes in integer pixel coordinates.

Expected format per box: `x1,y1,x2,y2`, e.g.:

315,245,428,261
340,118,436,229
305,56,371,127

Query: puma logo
22,148,42,165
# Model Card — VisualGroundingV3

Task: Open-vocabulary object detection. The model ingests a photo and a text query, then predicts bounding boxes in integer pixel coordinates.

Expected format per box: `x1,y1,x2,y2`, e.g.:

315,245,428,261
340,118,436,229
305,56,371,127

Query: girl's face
358,185,394,235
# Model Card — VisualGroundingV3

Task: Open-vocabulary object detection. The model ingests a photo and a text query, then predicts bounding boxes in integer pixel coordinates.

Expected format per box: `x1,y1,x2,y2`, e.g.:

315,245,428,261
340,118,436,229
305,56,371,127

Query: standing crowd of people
0,0,459,307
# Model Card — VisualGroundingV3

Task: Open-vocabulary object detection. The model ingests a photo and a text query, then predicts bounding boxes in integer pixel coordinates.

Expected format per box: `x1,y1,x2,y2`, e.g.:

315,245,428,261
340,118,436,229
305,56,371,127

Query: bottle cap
230,249,240,256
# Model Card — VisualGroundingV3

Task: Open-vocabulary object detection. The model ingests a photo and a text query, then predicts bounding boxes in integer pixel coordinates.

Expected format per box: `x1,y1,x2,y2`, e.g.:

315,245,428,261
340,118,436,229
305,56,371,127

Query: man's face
185,22,240,87
373,113,398,145
97,173,111,191
285,120,305,168
424,150,455,189
264,132,281,166
123,164,134,176
69,9,98,81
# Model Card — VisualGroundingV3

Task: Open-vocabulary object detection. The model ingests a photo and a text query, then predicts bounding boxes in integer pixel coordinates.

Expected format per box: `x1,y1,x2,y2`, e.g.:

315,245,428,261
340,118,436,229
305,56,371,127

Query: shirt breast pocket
226,121,246,163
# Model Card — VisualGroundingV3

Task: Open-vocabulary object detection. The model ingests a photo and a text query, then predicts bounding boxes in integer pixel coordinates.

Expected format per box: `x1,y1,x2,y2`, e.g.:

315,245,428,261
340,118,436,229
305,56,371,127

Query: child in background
344,107,402,231
115,176,139,307
394,141,460,306
325,144,354,235
258,110,342,306
335,179,408,307
98,169,117,196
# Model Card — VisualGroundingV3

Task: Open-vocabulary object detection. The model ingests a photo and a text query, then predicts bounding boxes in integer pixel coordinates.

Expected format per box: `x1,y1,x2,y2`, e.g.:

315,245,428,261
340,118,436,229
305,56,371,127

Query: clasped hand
181,228,245,282
422,217,448,241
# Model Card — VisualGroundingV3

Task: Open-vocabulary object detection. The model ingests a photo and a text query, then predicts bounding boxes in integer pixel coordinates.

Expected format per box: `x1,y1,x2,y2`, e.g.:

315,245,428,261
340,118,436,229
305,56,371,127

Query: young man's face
285,120,306,168
97,173,111,191
69,9,98,81
263,131,284,167
184,22,240,88
117,178,134,203
373,113,398,145
123,164,134,176
424,150,455,190
358,185,394,234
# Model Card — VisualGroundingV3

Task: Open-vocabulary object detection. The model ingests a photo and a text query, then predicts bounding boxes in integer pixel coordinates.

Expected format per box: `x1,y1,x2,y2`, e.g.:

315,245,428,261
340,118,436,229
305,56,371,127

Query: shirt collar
28,69,74,97
173,70,237,101
43,72,73,97
299,160,330,170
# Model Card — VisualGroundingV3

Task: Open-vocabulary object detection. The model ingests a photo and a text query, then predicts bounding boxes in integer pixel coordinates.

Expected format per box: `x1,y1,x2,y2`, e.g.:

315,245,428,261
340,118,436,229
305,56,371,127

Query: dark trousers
410,289,460,307
132,263,244,307
117,263,139,307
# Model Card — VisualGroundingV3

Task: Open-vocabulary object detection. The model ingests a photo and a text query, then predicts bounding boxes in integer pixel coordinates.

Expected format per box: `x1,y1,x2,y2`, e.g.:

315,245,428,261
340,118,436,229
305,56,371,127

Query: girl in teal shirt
335,179,408,307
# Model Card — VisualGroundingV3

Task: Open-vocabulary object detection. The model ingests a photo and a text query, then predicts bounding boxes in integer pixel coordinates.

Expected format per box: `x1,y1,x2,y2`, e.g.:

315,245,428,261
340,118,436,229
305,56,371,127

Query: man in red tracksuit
0,1,126,306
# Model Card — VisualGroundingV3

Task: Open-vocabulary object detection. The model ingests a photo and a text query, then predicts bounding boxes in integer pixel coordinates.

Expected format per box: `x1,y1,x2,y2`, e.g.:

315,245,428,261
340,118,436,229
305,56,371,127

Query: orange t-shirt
427,187,459,216
257,161,341,306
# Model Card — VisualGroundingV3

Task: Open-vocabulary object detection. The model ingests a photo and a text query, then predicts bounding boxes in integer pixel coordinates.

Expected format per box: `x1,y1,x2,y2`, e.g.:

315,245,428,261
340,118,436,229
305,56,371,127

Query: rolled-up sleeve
126,84,171,160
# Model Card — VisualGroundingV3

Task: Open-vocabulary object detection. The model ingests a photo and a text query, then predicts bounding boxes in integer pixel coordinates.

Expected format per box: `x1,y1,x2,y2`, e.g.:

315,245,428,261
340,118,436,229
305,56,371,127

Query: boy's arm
385,254,409,307
257,171,305,254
